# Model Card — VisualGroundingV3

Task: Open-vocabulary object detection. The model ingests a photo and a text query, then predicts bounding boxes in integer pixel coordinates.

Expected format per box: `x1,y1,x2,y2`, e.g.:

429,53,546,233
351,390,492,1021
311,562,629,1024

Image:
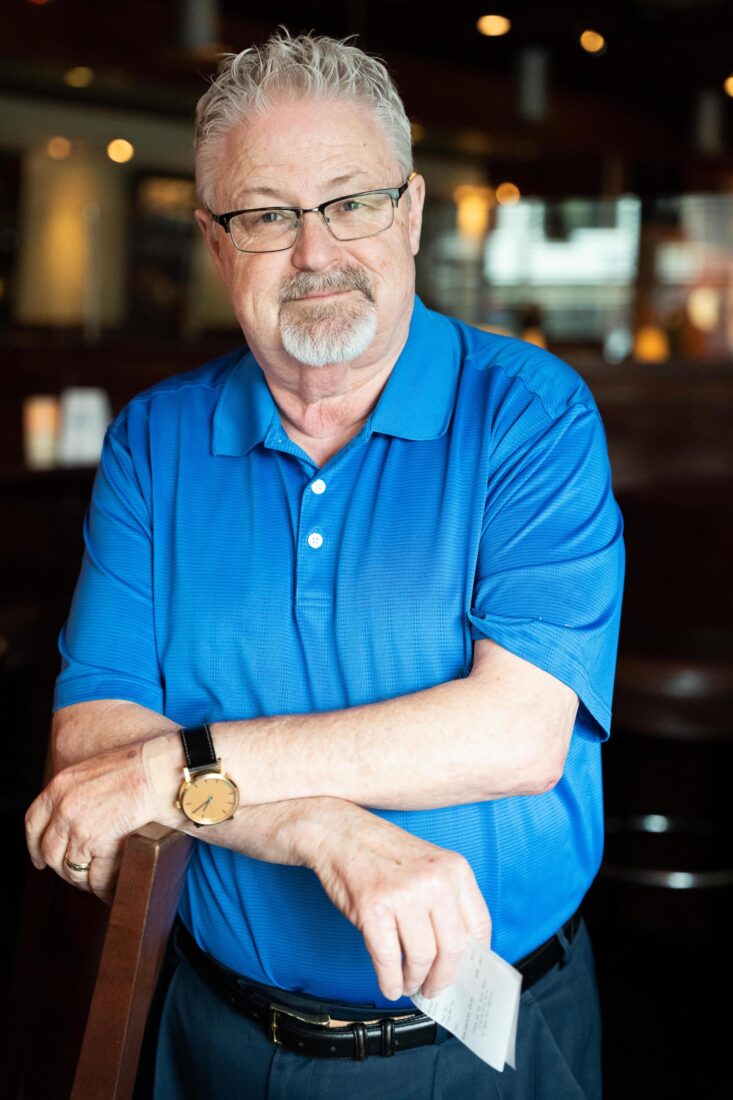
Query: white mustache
279,267,374,304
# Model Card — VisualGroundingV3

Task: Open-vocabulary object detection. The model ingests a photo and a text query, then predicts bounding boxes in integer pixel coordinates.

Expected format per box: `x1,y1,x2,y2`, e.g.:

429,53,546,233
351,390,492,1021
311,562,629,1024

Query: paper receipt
410,937,522,1072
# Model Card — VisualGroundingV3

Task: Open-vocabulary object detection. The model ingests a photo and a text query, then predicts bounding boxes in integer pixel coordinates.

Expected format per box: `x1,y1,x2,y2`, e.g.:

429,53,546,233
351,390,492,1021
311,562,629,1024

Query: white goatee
278,267,377,368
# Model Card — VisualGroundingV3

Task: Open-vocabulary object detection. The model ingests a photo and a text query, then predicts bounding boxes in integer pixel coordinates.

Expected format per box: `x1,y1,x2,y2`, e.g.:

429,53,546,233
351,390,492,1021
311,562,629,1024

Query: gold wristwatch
176,724,240,827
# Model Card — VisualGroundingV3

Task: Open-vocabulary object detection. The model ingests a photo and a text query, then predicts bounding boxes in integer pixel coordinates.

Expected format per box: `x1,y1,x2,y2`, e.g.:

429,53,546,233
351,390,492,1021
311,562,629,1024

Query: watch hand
192,796,213,814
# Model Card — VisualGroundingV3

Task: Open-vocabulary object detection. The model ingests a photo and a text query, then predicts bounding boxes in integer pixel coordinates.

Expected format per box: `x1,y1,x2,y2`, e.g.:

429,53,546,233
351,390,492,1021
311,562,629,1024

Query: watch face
180,772,239,826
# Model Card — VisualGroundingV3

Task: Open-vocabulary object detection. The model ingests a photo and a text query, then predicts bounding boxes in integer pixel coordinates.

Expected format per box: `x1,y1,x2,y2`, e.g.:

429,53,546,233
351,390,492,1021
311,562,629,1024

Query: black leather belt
175,911,581,1061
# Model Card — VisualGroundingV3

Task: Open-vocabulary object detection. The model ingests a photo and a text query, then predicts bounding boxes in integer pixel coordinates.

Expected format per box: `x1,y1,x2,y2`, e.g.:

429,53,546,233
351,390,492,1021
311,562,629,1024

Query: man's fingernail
386,988,402,1001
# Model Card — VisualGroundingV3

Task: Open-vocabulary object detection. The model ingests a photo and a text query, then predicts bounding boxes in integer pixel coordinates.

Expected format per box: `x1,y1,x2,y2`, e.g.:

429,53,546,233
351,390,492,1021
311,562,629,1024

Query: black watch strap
179,724,217,772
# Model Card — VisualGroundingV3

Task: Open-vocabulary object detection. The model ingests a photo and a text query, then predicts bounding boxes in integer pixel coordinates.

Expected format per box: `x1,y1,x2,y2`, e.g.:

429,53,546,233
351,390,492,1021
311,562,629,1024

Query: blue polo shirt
55,296,624,1007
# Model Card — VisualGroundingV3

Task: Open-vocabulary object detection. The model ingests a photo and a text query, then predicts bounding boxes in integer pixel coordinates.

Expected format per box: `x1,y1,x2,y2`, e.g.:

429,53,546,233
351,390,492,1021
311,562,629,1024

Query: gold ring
65,855,91,873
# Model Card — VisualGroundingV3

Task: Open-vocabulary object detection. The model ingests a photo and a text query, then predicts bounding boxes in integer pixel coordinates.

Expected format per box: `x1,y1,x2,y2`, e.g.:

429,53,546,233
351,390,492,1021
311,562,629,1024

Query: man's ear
407,174,426,257
194,209,229,285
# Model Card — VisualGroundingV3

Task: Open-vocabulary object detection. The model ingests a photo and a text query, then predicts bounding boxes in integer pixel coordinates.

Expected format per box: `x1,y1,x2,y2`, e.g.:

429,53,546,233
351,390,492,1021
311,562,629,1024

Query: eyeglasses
210,173,415,253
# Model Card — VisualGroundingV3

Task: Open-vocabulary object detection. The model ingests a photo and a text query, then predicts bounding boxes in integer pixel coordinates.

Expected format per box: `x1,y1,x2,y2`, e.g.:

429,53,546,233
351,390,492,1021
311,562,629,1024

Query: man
26,31,623,1099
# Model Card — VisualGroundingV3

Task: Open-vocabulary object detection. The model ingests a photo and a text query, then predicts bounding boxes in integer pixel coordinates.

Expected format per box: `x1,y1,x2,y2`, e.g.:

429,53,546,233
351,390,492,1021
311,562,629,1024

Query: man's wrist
142,730,186,823
295,797,367,871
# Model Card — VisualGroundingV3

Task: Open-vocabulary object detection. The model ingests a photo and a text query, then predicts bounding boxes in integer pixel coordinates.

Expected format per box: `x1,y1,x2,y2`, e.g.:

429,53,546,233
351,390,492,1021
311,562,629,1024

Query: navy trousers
153,920,602,1099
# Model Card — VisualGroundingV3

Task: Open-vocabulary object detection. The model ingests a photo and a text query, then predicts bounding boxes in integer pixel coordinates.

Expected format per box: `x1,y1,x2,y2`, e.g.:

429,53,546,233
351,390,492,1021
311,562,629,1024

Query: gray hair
194,31,413,210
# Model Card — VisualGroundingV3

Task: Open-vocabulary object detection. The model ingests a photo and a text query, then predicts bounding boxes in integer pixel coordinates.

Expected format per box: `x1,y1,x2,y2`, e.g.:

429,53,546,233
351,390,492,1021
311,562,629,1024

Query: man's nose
290,209,343,270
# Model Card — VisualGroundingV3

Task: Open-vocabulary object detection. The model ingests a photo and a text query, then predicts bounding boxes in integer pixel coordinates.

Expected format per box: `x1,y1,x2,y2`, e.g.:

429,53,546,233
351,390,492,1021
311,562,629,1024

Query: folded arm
53,637,578,813
27,699,494,1002
25,638,576,999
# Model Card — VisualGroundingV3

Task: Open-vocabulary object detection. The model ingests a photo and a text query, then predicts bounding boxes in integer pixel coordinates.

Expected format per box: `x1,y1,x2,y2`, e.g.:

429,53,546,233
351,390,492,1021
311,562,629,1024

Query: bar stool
600,627,733,939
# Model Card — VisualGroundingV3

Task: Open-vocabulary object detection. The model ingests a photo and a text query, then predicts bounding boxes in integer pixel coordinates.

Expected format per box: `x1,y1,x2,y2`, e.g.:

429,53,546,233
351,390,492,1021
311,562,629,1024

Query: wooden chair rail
71,824,192,1100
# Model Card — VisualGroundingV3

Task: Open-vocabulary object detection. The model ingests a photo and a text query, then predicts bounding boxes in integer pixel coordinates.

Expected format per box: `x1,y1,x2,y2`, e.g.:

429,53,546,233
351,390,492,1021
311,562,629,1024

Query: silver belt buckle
268,1002,331,1045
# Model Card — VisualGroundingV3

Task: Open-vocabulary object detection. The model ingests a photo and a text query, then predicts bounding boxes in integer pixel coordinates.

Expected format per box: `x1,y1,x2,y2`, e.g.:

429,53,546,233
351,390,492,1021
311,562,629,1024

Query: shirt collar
212,351,279,457
369,295,459,441
211,295,459,457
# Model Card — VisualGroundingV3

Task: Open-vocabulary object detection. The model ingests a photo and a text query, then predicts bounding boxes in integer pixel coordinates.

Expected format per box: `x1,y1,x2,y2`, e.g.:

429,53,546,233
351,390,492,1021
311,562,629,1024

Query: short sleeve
53,415,164,713
468,401,624,739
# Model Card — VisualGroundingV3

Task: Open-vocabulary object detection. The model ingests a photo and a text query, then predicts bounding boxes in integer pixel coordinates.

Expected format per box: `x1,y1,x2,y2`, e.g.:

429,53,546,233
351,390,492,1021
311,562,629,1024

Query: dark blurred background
2,2,733,1097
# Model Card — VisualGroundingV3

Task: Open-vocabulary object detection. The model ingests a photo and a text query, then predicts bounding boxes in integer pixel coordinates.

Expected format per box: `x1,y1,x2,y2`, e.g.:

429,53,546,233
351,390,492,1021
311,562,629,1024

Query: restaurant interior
2,1,732,1096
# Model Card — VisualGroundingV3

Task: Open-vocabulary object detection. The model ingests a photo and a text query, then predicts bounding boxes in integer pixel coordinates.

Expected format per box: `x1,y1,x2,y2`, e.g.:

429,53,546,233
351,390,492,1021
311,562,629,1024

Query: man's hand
307,802,492,1002
25,738,179,903
26,721,492,1001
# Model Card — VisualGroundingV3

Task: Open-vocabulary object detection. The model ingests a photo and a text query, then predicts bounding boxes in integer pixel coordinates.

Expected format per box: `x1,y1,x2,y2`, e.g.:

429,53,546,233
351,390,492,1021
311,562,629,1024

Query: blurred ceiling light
724,74,733,97
633,325,670,363
64,66,94,88
47,136,72,160
107,139,134,164
453,184,494,238
580,29,606,54
496,181,521,206
27,0,51,5
477,14,511,37
687,286,720,332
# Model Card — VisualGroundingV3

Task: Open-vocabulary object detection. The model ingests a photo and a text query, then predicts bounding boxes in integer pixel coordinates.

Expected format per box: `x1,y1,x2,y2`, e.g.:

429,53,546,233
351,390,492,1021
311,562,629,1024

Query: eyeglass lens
228,191,396,252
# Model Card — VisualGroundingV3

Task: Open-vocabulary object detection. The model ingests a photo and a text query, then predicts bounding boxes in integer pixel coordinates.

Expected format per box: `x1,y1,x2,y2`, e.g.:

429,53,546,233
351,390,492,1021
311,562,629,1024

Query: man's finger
88,853,121,905
397,908,437,997
40,816,79,880
421,902,466,998
63,856,94,892
361,906,404,1001
24,793,52,869
458,872,493,947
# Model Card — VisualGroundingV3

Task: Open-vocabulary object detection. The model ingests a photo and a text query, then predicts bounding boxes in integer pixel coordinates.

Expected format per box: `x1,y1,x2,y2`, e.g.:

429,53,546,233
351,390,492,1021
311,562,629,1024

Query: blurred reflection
15,144,126,329
4,132,733,360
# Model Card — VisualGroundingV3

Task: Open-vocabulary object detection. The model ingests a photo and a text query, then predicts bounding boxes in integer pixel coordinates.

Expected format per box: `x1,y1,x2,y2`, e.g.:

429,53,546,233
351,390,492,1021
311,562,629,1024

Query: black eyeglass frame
210,172,416,253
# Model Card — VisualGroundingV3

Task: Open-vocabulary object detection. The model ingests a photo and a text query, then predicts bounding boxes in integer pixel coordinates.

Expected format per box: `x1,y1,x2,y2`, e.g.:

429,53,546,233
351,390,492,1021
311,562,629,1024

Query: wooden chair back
7,824,191,1100
71,823,192,1100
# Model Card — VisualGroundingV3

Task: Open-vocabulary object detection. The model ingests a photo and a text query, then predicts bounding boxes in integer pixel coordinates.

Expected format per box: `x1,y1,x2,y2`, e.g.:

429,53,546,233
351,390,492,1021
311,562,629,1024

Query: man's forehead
231,169,381,203
213,99,399,204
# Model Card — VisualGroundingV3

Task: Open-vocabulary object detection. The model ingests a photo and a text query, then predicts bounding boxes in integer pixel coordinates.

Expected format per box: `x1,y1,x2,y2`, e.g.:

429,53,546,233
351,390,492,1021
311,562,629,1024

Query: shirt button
311,479,327,495
307,532,324,550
